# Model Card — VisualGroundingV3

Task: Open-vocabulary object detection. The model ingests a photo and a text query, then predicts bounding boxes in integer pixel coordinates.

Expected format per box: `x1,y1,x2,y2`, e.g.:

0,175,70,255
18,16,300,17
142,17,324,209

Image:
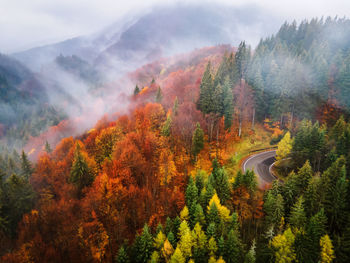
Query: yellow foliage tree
276,132,292,161
320,235,335,263
161,239,174,261
170,247,185,263
270,227,296,263
154,231,166,250
158,149,177,185
180,206,189,221
207,193,231,222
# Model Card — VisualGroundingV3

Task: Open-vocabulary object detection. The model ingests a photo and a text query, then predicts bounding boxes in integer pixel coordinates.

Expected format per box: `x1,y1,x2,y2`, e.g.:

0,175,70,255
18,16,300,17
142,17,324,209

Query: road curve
242,150,277,187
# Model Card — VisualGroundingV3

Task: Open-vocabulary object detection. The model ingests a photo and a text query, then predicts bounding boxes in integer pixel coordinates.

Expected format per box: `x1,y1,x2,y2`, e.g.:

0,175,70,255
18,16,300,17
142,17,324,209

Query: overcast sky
1,0,350,53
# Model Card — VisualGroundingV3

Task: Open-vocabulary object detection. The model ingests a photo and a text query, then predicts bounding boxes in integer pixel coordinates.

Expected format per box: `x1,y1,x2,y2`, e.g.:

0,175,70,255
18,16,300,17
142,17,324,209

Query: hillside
2,17,350,263
0,54,64,148
13,4,281,74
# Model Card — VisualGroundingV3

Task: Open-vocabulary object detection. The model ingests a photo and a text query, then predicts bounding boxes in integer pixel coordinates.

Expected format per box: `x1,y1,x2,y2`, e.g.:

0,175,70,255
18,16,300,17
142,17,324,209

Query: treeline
246,17,350,123
0,54,65,148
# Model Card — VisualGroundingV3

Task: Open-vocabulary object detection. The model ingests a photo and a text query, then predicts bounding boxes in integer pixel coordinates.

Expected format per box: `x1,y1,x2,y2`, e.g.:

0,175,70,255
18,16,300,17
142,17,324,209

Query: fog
1,0,350,53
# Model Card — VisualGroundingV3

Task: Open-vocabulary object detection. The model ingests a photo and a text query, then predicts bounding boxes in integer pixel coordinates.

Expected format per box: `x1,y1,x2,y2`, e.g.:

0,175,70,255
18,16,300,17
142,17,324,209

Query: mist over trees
2,14,350,263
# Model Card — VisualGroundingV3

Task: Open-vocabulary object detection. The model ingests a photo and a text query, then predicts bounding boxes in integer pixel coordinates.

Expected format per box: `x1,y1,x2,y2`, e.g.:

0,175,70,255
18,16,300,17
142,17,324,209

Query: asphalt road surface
242,150,277,187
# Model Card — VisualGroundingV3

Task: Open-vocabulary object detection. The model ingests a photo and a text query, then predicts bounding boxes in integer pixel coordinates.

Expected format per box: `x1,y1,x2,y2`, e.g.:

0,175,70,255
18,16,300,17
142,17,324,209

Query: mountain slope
0,54,64,147
13,4,281,74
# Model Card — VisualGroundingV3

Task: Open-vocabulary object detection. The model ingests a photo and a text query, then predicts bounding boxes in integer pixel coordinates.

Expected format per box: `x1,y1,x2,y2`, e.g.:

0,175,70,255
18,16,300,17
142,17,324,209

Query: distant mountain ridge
13,3,282,74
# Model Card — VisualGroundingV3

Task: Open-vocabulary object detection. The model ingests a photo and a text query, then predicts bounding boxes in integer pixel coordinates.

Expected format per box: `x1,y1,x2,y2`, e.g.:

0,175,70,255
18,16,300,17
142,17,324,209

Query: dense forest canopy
1,17,350,263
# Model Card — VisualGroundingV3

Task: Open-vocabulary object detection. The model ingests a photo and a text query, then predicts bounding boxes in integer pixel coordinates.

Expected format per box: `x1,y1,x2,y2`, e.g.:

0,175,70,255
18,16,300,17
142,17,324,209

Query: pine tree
170,247,185,263
162,239,174,261
69,143,94,196
173,97,179,116
154,231,166,250
207,202,221,226
186,176,198,208
244,240,256,263
224,229,241,263
133,224,154,263
161,115,172,137
320,235,335,263
206,223,217,239
217,236,225,257
149,251,159,263
134,85,140,96
115,246,130,263
271,227,296,263
20,150,33,179
192,123,204,159
295,160,313,194
305,209,327,261
180,206,189,221
197,62,214,114
235,41,251,81
208,236,218,256
156,87,163,103
165,217,173,235
45,140,52,153
178,228,193,259
192,223,208,263
289,196,307,229
210,167,230,203
213,84,224,115
222,76,234,129
167,232,176,248
193,204,206,226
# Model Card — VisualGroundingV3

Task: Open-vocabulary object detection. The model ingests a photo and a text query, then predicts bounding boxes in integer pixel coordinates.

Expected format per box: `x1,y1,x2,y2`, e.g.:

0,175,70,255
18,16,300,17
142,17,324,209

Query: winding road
242,150,277,187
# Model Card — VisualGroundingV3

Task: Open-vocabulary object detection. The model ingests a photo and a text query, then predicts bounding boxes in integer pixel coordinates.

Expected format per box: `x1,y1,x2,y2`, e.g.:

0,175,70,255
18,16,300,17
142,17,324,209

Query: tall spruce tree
69,143,94,196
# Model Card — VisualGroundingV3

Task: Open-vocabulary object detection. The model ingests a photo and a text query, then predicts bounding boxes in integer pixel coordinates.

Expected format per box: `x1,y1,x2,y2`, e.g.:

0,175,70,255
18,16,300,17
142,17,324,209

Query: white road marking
243,150,276,172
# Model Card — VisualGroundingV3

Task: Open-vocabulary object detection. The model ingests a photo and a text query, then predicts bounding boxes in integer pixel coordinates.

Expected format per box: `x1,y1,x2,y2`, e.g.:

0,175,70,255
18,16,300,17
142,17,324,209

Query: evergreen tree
156,87,163,103
170,247,185,263
193,204,206,226
222,76,234,129
133,224,154,263
289,196,307,229
115,246,130,263
173,97,179,116
235,41,251,81
207,236,218,256
321,157,348,233
192,223,208,263
197,62,214,114
186,176,198,208
69,143,94,196
270,227,296,263
244,240,256,263
165,217,173,235
45,140,52,153
167,231,176,248
206,223,217,239
304,209,327,261
161,115,172,137
192,123,205,159
134,85,140,96
224,229,241,263
2,173,35,236
217,236,225,257
20,150,33,179
320,235,335,263
154,231,166,250
207,202,221,226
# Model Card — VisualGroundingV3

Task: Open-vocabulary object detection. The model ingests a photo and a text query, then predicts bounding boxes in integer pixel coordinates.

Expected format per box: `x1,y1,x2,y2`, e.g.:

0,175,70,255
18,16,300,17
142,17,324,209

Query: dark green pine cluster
246,18,350,123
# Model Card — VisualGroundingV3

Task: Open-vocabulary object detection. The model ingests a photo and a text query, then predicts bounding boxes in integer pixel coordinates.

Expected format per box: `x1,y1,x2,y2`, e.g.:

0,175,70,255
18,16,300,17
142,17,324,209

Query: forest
0,18,350,263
